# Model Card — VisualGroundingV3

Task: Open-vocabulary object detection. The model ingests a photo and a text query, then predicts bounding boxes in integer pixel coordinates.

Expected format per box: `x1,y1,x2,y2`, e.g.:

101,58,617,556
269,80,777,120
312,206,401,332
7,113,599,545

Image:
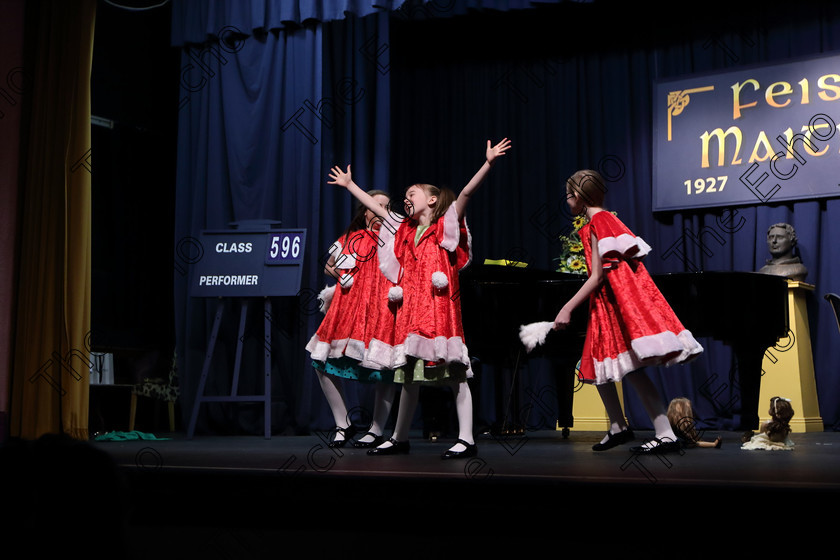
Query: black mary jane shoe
629,438,682,454
366,438,410,456
592,429,635,451
353,432,384,449
441,439,478,460
328,425,358,449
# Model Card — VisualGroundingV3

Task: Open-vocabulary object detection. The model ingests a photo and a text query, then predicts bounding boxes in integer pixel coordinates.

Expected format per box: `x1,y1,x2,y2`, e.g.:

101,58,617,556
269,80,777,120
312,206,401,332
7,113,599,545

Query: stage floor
96,428,840,490
88,428,840,558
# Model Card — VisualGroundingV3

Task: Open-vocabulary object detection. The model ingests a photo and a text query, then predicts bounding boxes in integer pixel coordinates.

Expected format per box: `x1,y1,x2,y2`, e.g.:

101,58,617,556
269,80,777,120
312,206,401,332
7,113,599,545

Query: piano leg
550,353,576,434
514,351,576,436
733,344,764,431
499,356,525,436
479,351,577,436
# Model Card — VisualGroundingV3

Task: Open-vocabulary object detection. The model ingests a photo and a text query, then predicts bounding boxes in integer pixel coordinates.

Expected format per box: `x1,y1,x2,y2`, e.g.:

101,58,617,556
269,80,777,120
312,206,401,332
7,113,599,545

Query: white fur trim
432,271,448,289
343,338,367,362
317,284,336,314
441,206,473,271
630,329,703,365
440,204,460,251
306,334,378,366
378,214,403,283
364,339,395,369
339,274,354,288
305,335,350,362
329,241,343,258
403,333,470,367
329,240,357,270
361,334,473,378
335,253,357,270
519,321,555,352
598,233,652,260
591,329,703,384
388,286,403,302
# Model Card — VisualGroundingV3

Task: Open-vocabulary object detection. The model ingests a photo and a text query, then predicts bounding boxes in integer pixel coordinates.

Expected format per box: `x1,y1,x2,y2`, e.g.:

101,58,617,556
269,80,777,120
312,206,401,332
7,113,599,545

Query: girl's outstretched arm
455,138,511,220
554,231,606,329
328,164,388,221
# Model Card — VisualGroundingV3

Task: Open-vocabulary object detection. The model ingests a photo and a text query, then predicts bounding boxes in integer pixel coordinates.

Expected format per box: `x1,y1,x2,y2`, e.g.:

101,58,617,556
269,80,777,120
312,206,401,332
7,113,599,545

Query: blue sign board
190,228,307,297
653,52,840,212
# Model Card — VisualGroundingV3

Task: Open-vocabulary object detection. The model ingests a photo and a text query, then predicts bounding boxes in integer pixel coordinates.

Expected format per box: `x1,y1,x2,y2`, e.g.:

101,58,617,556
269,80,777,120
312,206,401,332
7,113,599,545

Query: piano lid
460,266,790,358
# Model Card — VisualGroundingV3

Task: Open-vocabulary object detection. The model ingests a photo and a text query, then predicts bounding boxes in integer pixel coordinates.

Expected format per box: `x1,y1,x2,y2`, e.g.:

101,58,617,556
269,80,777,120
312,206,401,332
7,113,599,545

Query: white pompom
318,285,336,314
518,321,555,352
431,271,449,289
388,286,403,302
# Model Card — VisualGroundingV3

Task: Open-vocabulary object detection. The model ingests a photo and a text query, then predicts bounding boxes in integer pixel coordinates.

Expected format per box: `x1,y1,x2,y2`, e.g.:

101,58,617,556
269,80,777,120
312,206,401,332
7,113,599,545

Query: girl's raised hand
328,164,352,188
486,138,512,163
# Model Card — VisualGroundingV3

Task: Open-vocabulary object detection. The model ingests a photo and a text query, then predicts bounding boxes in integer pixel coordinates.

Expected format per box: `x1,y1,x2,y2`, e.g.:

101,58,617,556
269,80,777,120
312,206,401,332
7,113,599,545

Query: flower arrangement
554,212,617,275
555,214,588,275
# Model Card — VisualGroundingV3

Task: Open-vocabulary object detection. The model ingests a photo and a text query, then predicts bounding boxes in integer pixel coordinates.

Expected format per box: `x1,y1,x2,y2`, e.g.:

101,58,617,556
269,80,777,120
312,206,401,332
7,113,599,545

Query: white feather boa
317,284,336,314
518,321,555,352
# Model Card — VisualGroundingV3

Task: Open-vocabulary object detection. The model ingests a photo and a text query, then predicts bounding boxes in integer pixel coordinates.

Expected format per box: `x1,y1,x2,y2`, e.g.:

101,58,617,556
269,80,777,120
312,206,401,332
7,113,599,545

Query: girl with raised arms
306,190,398,448
327,138,511,458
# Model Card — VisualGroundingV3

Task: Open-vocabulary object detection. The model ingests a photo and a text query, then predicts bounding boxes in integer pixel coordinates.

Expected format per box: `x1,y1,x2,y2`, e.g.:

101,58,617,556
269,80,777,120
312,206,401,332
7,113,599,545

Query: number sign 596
268,233,302,263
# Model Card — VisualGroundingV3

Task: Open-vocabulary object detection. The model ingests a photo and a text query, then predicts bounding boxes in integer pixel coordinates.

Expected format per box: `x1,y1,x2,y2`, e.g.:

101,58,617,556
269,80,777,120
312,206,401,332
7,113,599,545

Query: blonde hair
567,169,607,208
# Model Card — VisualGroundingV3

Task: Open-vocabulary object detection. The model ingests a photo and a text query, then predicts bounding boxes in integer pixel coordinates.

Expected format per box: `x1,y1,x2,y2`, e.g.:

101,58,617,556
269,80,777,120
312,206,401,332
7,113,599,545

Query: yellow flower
557,212,617,275
568,257,586,271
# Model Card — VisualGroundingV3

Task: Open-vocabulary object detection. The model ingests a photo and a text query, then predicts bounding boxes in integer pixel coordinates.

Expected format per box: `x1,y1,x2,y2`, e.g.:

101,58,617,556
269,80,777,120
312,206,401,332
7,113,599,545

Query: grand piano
459,265,789,432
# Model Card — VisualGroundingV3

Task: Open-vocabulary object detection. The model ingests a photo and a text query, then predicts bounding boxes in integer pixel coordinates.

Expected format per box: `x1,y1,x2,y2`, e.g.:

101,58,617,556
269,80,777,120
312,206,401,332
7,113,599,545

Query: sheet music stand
186,221,306,439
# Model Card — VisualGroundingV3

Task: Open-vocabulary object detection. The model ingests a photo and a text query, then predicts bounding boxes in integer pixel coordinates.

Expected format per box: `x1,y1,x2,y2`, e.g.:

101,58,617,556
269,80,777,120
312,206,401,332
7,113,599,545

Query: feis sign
190,225,307,298
653,52,840,212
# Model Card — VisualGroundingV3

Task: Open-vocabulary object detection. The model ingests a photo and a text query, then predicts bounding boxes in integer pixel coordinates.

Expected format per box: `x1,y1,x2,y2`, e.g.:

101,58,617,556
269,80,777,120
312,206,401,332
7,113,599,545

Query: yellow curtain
10,0,96,440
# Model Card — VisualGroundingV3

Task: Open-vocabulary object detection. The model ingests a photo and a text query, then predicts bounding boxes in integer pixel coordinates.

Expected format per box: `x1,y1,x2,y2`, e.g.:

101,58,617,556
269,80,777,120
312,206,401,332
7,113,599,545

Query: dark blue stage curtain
172,0,840,437
388,0,840,432
171,1,399,435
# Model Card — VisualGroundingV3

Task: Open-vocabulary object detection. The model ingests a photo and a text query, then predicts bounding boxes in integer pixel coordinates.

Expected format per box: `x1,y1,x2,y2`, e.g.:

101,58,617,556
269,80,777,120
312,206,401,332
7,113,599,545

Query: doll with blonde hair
667,397,721,449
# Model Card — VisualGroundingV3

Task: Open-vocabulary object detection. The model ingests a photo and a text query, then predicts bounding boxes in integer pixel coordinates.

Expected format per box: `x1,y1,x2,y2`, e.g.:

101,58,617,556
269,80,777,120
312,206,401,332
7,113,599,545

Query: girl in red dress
554,169,703,453
328,138,511,458
306,191,398,448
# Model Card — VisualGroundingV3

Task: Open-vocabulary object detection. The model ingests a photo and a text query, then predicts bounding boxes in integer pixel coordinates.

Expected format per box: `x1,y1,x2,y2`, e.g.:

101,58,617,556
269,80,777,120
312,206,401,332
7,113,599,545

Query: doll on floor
741,396,795,451
666,397,722,449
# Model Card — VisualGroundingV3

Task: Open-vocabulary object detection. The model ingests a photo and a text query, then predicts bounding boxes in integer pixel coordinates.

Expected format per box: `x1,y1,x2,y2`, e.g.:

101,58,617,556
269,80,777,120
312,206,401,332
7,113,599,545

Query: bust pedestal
568,381,626,431
567,361,626,431
758,280,823,432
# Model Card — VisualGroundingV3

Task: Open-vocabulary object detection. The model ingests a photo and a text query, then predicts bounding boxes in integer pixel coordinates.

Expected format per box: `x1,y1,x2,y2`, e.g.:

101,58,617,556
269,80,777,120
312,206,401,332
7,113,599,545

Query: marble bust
758,223,808,281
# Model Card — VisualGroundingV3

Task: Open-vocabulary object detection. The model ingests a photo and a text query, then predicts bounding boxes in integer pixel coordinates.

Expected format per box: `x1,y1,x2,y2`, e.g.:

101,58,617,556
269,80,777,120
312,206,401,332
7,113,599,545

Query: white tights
377,380,474,452
316,370,396,443
596,370,676,445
